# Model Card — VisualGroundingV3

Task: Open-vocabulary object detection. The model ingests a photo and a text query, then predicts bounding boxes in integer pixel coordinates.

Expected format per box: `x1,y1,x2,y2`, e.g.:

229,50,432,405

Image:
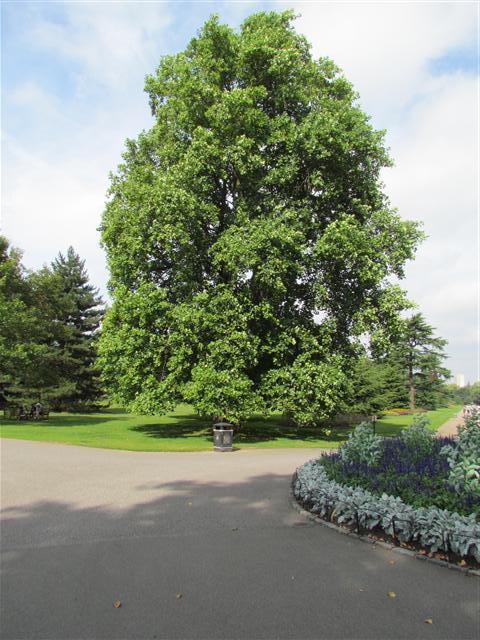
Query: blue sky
1,1,478,382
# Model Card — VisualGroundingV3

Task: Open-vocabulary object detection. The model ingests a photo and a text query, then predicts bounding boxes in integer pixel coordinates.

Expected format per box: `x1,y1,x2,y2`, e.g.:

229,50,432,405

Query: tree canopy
99,11,423,424
0,237,104,410
0,236,49,405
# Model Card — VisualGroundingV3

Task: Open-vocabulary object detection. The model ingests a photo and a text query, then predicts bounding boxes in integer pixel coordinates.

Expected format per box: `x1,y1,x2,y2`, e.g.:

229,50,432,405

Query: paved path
436,411,463,438
1,439,478,640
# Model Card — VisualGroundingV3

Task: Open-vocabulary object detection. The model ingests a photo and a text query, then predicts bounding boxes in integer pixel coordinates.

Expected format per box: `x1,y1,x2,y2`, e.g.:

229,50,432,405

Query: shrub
400,414,433,460
339,421,382,466
441,409,480,497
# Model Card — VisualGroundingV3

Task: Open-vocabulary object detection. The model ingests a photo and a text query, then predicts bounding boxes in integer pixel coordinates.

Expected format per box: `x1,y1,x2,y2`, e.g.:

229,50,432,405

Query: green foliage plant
343,356,407,416
99,11,423,425
339,421,382,466
0,237,60,406
47,247,104,410
0,238,104,410
295,460,480,561
400,414,433,460
441,409,480,497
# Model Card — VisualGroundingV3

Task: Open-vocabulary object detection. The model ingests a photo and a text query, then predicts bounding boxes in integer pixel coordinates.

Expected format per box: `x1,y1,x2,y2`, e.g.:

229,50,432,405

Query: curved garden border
291,462,480,577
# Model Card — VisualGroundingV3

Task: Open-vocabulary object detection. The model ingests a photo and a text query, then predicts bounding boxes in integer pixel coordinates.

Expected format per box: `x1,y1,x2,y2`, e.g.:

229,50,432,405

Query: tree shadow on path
1,473,478,640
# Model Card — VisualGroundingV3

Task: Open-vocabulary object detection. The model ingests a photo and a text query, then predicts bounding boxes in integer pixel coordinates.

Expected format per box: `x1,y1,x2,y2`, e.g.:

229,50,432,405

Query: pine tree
48,247,104,410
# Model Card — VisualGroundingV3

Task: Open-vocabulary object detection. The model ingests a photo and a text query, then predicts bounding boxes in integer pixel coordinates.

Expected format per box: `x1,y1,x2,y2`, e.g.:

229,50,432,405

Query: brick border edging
290,471,480,578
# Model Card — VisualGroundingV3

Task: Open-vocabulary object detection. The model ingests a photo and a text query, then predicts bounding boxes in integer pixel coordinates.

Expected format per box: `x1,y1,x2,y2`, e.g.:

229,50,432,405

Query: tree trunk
408,365,415,411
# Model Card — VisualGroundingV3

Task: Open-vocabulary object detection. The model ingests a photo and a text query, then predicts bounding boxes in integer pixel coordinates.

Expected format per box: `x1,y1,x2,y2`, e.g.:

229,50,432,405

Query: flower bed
293,412,480,563
321,438,479,516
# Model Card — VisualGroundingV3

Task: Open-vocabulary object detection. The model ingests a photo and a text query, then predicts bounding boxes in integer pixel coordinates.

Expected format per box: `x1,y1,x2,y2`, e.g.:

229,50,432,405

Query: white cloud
381,71,477,378
2,3,172,295
2,132,108,293
293,2,476,121
26,3,172,92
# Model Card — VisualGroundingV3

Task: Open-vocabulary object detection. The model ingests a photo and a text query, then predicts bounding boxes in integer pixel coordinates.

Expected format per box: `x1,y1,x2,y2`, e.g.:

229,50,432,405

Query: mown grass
376,405,461,435
0,404,462,452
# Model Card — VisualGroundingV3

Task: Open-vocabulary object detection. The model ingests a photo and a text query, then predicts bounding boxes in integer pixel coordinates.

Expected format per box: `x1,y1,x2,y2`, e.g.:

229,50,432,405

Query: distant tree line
445,382,480,406
0,236,104,411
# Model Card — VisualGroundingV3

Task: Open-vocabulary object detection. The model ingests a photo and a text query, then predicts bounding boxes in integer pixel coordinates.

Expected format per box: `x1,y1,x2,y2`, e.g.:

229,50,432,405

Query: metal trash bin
213,422,234,452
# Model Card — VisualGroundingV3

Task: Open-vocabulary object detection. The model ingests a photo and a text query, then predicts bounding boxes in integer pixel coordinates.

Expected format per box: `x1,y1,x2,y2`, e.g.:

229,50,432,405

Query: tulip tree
99,11,423,425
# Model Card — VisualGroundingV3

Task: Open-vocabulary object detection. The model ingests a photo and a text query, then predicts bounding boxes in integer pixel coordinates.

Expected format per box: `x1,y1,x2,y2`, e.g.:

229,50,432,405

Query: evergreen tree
346,356,406,416
0,237,54,406
451,382,480,405
48,247,104,410
389,313,450,410
0,238,104,410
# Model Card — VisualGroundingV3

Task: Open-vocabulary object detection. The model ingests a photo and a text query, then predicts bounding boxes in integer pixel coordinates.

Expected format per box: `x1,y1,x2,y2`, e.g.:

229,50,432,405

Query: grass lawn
0,404,462,452
376,405,462,435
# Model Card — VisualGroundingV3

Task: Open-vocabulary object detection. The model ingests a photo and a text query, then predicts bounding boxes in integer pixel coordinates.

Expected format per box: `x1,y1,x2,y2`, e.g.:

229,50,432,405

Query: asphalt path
1,439,478,640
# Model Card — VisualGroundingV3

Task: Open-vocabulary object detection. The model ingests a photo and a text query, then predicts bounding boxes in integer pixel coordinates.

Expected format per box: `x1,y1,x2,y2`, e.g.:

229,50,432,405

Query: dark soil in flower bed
320,436,480,518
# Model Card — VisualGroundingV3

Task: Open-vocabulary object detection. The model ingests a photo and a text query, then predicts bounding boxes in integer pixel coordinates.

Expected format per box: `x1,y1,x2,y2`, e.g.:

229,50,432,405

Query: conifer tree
346,357,407,416
47,247,104,410
387,313,450,410
1,239,104,410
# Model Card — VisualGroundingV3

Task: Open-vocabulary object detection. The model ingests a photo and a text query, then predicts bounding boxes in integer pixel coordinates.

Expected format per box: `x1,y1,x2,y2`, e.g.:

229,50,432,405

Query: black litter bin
213,422,234,452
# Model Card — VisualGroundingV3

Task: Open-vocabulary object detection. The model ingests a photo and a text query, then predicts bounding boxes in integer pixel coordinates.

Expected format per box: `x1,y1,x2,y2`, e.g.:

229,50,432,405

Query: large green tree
99,11,422,425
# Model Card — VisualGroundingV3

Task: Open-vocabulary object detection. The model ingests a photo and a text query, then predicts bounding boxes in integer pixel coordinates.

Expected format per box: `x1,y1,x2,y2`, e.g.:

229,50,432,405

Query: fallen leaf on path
387,592,396,599
231,527,238,531
389,560,396,565
459,560,467,567
176,593,183,599
425,619,433,625
187,502,192,507
113,601,122,609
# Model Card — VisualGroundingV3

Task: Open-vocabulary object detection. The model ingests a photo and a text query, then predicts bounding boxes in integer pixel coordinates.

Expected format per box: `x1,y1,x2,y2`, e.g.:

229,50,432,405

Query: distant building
455,373,466,388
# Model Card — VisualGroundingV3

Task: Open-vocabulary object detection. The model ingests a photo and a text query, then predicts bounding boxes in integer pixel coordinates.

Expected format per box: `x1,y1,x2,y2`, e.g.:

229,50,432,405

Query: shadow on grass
0,413,132,428
131,413,213,440
132,413,351,444
98,407,130,416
